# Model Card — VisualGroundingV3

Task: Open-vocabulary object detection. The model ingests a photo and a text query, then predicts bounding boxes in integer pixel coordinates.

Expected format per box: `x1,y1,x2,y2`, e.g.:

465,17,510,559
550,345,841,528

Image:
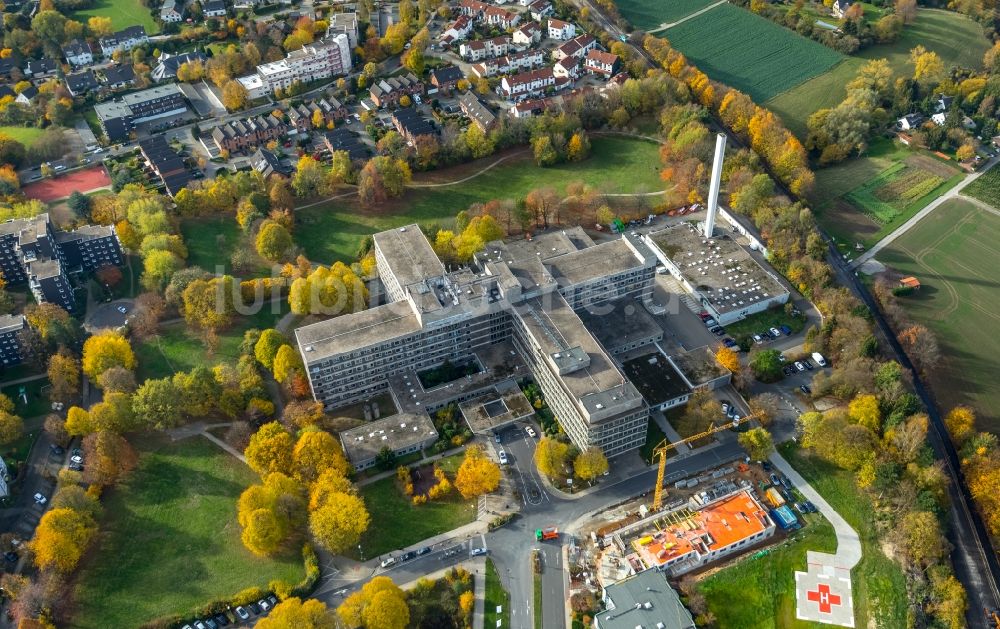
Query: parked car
800,384,812,395
70,455,83,464
525,426,537,438
258,598,271,612
769,327,781,337
234,607,250,621
802,500,817,513
794,361,806,372
498,451,508,465
33,493,47,505
213,614,230,626
722,337,737,347
769,473,781,487
116,305,127,314
204,618,218,629
710,326,724,336
3,551,17,562
779,325,792,336
752,334,764,344
721,401,730,415
249,602,262,614
494,433,501,444
380,556,396,568
470,547,489,557
401,551,417,561
803,360,814,371
698,312,711,321
417,546,432,556
761,461,772,471
193,621,207,629
50,445,64,455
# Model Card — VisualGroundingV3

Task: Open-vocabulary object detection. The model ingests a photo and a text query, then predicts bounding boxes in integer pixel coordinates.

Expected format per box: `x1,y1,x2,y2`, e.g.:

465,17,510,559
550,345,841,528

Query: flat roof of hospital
296,301,420,362
340,412,438,464
374,224,446,288
647,223,786,315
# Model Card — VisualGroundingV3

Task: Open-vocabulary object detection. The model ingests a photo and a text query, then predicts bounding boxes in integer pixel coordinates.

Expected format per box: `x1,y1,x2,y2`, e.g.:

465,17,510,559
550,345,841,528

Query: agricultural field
71,0,159,34
767,9,991,136
875,198,1000,432
72,436,305,628
813,138,963,247
663,4,843,102
962,164,1000,208
294,136,663,264
614,0,719,30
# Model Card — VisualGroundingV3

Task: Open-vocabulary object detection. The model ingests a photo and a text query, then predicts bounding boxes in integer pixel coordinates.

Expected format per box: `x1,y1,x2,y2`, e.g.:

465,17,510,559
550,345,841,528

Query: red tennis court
22,166,111,202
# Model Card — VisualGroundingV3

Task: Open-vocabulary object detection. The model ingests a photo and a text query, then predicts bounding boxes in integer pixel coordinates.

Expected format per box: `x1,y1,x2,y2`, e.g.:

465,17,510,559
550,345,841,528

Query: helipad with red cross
795,565,854,627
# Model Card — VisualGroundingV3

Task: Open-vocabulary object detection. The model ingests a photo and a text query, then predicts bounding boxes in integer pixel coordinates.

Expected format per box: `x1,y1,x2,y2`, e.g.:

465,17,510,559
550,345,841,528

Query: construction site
567,459,820,604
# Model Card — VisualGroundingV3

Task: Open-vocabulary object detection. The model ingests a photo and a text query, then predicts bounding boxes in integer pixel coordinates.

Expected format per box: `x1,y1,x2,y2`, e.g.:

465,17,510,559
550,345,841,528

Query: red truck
535,527,559,541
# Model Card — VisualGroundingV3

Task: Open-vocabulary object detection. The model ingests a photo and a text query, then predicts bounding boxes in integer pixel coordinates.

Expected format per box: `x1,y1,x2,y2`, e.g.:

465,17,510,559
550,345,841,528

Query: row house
62,39,93,67
203,0,227,17
458,92,496,132
287,96,348,132
24,59,58,78
323,128,369,161
211,114,286,154
500,67,558,99
390,107,436,144
429,65,464,92
160,0,184,23
458,0,490,17
553,56,579,80
65,70,99,96
138,135,193,197
547,18,575,40
484,6,520,29
439,15,474,45
459,36,510,61
552,33,597,61
470,48,544,78
584,49,620,77
369,72,424,108
99,25,149,56
528,0,552,20
513,22,541,46
511,97,550,118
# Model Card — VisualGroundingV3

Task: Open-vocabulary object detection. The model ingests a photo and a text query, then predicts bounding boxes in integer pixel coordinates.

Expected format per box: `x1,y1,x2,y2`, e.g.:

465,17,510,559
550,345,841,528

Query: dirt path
647,0,728,33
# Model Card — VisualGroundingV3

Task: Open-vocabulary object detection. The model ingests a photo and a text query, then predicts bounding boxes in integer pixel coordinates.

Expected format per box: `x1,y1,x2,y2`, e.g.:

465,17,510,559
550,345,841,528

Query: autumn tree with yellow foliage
81,331,136,382
257,597,337,629
534,437,569,479
31,508,97,573
573,447,608,481
338,577,409,629
454,445,501,499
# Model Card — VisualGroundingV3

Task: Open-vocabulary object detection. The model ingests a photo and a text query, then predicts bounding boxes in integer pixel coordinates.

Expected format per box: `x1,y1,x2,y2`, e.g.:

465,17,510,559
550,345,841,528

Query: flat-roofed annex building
295,225,658,456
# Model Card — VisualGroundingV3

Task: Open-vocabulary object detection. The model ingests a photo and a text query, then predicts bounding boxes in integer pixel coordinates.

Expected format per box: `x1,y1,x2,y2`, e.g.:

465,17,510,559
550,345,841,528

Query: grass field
701,513,837,626
72,437,304,628
1,379,51,418
962,164,1000,207
778,444,908,626
664,4,843,102
136,305,289,381
295,136,663,264
72,0,159,34
353,475,477,559
767,9,991,136
876,198,1000,432
813,138,963,247
614,0,718,29
701,444,907,627
0,126,44,146
484,559,511,629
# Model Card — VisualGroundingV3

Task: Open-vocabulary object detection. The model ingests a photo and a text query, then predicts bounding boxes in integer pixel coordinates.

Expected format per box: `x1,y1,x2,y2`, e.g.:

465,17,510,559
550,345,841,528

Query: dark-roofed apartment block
458,92,496,131
94,83,187,142
369,73,424,108
390,107,436,143
211,114,286,154
0,314,26,368
0,213,122,312
99,25,149,56
322,127,369,161
138,135,193,197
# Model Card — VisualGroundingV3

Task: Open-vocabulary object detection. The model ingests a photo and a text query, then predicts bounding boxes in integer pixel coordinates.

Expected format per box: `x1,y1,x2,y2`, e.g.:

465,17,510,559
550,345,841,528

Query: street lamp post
358,544,363,562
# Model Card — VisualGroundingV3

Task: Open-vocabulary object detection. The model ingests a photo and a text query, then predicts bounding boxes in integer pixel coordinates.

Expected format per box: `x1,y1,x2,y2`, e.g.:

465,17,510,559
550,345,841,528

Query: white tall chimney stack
704,133,727,238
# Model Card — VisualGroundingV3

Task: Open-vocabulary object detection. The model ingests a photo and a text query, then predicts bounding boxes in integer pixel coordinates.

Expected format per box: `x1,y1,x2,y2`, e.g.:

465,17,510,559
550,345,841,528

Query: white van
811,352,827,367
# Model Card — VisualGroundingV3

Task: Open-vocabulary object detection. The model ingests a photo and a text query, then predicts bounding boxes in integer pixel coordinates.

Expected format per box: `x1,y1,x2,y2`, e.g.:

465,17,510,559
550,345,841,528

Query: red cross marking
806,583,842,614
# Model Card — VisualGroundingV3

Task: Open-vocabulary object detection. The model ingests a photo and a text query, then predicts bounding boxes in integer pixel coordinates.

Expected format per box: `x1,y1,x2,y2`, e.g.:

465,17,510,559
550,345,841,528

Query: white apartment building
459,36,511,61
251,35,352,94
547,18,575,40
500,67,556,98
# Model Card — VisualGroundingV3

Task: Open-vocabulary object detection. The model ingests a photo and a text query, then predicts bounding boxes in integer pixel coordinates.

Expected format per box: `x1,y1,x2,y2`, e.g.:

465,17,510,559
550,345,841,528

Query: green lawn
875,198,1000,432
136,305,289,381
614,0,719,29
664,4,843,102
700,513,837,627
962,163,1000,208
180,216,244,275
71,436,305,628
767,8,991,137
0,126,44,146
294,136,663,264
812,138,963,247
778,443,908,627
1,379,51,418
354,475,477,559
71,0,159,34
484,558,511,629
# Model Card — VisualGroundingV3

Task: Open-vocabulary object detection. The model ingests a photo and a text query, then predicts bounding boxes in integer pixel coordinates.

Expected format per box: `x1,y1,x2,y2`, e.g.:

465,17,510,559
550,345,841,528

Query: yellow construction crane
651,411,762,511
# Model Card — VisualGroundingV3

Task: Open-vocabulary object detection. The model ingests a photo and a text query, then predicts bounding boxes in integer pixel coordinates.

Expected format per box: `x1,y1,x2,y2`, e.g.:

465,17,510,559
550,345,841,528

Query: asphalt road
310,420,746,628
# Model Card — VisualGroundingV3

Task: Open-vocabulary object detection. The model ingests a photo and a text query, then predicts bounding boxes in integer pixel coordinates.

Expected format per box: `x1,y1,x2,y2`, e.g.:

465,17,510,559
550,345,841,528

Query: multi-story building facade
294,225,658,457
94,83,187,143
99,25,149,56
252,36,352,94
0,314,26,369
584,49,620,77
369,73,424,108
0,214,121,312
210,114,286,154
